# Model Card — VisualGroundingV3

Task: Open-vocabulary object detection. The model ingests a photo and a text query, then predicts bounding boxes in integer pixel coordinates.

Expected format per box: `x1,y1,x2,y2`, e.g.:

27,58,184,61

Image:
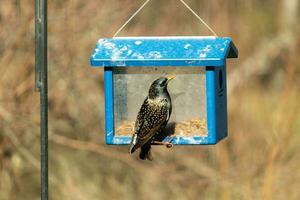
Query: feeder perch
90,36,238,145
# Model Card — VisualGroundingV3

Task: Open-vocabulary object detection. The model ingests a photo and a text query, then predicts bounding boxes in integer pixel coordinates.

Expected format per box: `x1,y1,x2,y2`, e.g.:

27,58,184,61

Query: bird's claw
152,137,174,148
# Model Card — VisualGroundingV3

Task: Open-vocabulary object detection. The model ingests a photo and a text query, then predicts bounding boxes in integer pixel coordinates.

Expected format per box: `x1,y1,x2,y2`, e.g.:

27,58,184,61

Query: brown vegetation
0,0,300,199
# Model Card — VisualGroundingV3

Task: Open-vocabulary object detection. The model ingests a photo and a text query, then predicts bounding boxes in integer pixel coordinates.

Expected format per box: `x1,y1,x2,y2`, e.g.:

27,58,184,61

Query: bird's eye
159,80,167,86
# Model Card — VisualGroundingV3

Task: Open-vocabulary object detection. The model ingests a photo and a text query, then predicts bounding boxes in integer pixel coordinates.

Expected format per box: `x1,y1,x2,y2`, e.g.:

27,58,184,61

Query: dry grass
0,0,300,199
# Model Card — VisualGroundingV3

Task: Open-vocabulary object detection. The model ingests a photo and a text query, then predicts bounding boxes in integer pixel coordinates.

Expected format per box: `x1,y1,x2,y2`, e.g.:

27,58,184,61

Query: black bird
129,76,175,160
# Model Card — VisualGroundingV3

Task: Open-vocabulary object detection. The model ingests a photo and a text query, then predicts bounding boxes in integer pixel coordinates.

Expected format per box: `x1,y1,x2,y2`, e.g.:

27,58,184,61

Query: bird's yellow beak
167,75,175,82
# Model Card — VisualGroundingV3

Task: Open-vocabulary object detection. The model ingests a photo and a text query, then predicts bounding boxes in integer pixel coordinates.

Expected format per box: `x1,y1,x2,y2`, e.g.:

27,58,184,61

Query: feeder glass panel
113,67,207,137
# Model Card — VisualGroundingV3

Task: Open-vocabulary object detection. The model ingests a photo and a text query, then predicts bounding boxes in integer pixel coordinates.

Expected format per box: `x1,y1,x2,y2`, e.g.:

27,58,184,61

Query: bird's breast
147,97,169,108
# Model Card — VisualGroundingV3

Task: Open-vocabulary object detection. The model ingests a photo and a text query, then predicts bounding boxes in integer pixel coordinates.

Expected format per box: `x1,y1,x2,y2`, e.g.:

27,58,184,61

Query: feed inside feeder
90,37,238,145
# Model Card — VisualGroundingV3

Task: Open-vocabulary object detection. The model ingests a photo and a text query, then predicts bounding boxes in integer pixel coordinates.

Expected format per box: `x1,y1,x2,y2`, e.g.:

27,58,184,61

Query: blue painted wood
91,37,238,67
104,67,114,144
205,67,217,144
111,136,215,145
216,65,228,142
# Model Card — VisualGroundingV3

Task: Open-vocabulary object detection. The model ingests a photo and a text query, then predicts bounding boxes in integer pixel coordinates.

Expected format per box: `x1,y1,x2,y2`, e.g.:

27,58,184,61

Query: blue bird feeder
90,36,238,145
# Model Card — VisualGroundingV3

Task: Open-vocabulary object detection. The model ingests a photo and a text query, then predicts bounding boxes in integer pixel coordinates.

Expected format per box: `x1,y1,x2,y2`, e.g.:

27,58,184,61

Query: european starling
129,76,175,160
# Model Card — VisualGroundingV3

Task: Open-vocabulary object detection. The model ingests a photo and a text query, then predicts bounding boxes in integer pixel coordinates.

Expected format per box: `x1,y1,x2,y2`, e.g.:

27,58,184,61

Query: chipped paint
111,136,208,145
111,61,126,66
119,46,128,52
135,40,142,45
132,52,144,59
200,53,207,58
127,50,133,56
184,44,191,49
148,51,162,59
103,42,116,50
97,38,105,44
107,130,113,137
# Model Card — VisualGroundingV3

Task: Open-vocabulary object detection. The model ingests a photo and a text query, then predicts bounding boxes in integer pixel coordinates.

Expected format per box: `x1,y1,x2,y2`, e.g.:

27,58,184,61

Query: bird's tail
129,134,138,154
139,142,153,161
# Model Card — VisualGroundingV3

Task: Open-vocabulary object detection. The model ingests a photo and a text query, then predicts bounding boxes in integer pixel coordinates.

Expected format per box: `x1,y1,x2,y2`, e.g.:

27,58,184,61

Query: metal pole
35,0,48,199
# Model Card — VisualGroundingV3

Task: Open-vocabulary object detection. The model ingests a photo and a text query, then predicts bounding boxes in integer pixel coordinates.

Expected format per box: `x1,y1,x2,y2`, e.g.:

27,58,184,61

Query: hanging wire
113,0,218,37
179,0,218,36
113,0,152,37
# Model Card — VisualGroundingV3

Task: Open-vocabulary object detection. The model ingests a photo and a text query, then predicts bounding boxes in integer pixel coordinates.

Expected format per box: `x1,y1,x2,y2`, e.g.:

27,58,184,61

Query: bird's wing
134,98,168,147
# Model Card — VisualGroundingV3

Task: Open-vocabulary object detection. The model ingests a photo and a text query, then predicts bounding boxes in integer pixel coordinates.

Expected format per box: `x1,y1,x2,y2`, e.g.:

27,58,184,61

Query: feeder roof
90,37,238,67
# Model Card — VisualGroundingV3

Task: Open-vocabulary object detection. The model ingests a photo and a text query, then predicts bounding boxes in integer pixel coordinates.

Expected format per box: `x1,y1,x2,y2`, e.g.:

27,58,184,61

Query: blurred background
0,0,300,199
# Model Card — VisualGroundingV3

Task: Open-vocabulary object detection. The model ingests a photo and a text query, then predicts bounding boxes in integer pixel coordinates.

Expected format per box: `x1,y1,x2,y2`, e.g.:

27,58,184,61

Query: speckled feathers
129,77,174,158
